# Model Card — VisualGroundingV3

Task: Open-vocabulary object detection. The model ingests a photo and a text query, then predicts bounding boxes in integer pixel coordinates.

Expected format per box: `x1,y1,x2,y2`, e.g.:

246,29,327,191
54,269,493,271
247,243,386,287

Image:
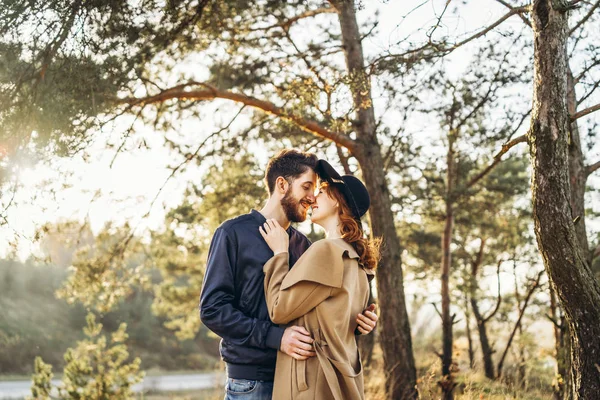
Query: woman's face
310,184,338,224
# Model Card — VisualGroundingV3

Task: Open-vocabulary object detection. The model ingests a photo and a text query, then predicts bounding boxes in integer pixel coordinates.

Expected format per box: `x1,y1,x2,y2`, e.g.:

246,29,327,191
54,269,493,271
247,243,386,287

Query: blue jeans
224,378,274,400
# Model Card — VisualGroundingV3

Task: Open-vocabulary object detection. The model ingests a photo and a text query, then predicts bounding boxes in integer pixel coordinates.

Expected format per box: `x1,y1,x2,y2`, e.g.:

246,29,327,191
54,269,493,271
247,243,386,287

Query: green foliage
57,223,148,313
150,154,265,339
30,313,144,400
0,258,218,375
28,357,53,400
60,313,143,399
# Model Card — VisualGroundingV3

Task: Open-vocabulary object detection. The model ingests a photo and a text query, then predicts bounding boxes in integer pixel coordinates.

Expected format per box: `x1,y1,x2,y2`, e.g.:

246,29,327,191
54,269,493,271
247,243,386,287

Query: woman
259,159,379,400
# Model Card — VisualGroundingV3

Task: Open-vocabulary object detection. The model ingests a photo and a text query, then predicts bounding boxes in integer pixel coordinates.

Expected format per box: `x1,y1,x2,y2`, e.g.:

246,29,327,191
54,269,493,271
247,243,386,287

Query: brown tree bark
333,1,418,398
513,267,527,389
440,130,456,399
469,240,498,380
464,295,475,370
550,285,567,400
529,2,600,397
566,66,590,262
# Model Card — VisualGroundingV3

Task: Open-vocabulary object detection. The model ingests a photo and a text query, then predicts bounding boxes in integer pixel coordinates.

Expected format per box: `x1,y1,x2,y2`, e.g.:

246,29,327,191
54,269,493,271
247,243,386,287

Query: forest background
1,0,600,399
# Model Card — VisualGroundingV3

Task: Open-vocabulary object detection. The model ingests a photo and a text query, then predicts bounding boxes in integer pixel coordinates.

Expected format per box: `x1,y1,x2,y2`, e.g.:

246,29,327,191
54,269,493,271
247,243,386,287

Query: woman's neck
320,217,343,239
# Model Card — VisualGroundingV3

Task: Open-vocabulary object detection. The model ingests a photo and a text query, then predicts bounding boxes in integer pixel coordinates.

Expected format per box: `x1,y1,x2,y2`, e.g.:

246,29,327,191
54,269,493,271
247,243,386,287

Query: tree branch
432,302,443,320
442,6,530,51
483,260,503,323
545,313,563,329
369,6,529,72
586,160,600,177
119,83,356,151
496,269,544,378
569,0,600,35
571,102,600,121
494,0,532,27
463,134,528,191
36,1,83,83
250,7,338,31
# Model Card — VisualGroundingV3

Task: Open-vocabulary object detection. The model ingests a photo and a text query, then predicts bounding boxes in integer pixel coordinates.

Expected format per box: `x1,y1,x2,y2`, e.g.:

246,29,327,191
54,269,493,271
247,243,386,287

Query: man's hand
356,303,378,335
280,326,316,360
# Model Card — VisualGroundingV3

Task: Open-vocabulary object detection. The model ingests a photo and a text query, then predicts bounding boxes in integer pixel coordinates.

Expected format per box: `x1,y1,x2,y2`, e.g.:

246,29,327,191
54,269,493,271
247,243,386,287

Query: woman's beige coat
263,238,374,400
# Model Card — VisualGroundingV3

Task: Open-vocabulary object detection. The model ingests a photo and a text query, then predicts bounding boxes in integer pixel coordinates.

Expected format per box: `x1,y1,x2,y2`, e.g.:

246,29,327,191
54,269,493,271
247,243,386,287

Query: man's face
280,169,317,223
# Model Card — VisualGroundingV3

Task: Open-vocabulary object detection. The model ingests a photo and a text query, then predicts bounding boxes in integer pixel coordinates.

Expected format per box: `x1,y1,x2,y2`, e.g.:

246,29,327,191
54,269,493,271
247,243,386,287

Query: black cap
316,160,370,220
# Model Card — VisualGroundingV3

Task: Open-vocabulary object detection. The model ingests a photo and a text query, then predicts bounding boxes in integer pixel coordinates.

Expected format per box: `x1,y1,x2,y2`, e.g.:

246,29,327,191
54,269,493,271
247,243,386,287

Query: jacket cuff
265,326,285,350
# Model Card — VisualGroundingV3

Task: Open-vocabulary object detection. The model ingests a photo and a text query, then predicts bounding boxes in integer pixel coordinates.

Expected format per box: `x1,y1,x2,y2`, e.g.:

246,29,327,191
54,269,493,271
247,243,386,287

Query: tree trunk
334,1,417,398
440,132,456,399
550,286,567,400
515,291,527,388
464,295,475,370
529,2,600,397
566,66,590,262
470,298,495,379
468,239,496,379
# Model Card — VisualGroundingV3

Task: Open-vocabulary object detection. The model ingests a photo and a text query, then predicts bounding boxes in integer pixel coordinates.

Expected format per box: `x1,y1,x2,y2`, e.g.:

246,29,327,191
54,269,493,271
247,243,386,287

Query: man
200,149,378,399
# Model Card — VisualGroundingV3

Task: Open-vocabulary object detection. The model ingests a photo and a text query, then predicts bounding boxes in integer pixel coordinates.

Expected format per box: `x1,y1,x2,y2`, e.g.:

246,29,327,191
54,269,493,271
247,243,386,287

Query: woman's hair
322,182,381,270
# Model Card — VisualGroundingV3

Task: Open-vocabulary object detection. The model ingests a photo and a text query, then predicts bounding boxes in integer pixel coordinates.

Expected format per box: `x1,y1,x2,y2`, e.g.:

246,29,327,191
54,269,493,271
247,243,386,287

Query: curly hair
322,182,381,270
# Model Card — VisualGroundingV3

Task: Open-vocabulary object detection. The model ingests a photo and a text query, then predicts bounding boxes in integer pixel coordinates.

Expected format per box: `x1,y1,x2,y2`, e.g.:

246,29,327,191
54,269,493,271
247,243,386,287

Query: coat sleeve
263,241,344,325
200,228,283,350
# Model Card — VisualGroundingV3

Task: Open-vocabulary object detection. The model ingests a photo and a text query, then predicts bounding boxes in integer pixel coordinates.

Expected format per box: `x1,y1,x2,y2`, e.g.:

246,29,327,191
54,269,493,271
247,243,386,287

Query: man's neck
260,198,291,230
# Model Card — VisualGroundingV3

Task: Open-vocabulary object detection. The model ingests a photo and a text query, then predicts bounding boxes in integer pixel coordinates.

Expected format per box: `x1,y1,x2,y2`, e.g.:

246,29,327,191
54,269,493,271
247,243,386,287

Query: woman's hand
259,219,289,255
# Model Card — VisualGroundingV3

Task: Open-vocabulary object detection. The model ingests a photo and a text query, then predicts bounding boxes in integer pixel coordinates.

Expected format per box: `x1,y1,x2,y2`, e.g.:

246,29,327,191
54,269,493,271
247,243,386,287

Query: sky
1,0,598,263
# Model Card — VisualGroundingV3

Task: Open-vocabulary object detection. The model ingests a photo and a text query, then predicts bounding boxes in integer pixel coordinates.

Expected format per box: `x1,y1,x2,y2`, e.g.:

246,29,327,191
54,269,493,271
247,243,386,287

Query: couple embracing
200,149,380,400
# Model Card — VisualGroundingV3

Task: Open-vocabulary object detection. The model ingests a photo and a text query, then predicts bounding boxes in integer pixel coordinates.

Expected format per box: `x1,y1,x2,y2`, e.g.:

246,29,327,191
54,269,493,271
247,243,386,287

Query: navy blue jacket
199,210,311,381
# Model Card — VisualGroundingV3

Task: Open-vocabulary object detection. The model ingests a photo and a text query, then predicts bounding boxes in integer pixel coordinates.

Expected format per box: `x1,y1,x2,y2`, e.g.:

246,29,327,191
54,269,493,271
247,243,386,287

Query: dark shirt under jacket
199,209,312,381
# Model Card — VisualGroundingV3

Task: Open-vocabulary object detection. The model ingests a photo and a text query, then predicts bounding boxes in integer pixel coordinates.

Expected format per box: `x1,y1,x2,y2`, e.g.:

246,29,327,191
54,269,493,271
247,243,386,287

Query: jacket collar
251,209,294,234
330,238,375,282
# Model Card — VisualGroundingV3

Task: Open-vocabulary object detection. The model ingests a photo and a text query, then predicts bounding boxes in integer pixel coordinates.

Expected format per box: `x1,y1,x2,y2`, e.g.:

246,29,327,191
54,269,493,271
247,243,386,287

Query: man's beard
281,190,308,223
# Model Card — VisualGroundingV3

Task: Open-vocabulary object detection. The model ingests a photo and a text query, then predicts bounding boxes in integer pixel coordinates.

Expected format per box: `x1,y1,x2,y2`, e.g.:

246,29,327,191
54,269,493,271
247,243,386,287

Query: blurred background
1,0,599,399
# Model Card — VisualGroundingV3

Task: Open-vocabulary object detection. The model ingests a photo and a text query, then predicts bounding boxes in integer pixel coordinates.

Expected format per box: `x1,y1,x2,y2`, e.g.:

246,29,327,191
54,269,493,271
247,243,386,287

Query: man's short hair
264,149,318,195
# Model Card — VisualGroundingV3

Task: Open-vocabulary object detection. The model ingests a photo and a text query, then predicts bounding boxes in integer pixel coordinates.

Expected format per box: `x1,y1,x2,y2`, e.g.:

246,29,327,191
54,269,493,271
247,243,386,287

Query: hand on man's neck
260,197,292,230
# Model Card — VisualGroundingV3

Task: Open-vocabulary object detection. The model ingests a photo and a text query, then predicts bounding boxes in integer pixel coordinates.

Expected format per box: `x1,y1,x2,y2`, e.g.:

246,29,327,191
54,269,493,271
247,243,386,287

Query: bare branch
250,7,338,32
442,6,530,51
569,0,600,35
574,57,600,84
577,79,600,106
483,260,503,323
464,134,528,191
336,145,352,175
586,160,600,177
545,313,563,329
495,0,532,27
118,82,356,151
496,269,544,378
369,6,529,71
431,302,443,320
571,103,600,121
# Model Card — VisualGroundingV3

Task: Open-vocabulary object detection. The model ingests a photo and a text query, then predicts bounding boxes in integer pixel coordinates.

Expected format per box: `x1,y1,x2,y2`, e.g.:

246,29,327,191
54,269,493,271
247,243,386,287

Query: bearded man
200,149,378,400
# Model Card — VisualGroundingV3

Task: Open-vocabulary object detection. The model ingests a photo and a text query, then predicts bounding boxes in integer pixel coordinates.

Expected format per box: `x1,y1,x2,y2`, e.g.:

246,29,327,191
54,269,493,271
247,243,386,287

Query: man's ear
275,176,289,194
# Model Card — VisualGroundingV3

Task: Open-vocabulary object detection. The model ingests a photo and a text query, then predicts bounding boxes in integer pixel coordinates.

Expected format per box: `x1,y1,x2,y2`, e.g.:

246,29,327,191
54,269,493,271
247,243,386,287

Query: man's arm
199,228,283,350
